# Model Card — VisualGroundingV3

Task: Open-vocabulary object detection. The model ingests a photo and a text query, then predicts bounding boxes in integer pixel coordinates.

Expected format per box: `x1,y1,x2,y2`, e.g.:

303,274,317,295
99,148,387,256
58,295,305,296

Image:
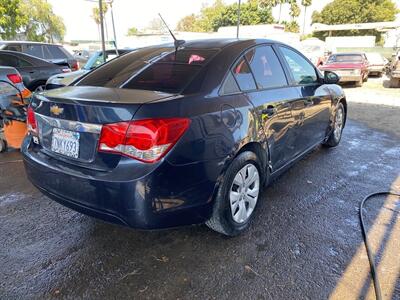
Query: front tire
323,102,345,148
206,151,263,236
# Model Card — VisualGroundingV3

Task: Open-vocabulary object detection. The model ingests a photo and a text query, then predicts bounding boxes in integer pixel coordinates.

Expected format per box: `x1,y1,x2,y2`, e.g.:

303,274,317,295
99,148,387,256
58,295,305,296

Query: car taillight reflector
27,106,38,133
98,118,191,163
7,73,22,84
71,61,79,71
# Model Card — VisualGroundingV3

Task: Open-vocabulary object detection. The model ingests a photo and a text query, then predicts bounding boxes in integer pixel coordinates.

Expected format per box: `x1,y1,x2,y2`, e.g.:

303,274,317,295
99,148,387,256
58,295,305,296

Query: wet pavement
1,102,400,299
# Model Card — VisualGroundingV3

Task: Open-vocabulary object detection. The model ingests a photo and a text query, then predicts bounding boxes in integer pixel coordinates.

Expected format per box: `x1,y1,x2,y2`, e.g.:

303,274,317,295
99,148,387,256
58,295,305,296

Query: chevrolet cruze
22,39,346,236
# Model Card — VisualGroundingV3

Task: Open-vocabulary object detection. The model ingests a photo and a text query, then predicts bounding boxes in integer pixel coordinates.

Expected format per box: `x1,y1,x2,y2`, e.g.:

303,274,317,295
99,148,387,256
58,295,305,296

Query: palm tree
301,0,312,34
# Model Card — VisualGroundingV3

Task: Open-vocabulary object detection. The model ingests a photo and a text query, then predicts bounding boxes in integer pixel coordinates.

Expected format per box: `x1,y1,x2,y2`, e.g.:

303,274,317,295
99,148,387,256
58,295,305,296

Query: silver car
46,49,134,90
0,66,28,109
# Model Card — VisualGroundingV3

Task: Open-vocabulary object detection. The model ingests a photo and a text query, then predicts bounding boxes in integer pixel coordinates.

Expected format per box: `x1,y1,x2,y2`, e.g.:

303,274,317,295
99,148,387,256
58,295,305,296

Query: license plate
51,128,80,158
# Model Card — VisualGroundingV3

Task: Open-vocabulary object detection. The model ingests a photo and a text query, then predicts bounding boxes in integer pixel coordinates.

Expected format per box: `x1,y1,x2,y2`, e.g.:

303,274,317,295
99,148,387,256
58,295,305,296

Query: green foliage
289,0,300,19
92,1,108,26
312,0,399,41
0,0,65,42
176,0,274,32
127,27,139,36
301,0,312,7
0,0,26,40
283,20,300,33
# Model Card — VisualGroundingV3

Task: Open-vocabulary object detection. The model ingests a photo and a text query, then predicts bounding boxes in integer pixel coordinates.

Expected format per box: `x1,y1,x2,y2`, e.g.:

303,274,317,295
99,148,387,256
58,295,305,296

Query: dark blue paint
22,39,346,230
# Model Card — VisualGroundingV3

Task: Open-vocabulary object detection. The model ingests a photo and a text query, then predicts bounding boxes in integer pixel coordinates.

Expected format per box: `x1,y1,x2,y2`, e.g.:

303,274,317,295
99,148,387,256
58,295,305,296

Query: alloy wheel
229,163,260,223
334,106,344,141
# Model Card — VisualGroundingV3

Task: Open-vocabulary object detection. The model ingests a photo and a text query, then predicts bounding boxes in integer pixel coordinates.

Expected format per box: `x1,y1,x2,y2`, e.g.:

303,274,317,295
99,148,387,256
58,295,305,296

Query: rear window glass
123,49,217,93
328,54,363,63
48,45,68,59
77,47,217,93
0,54,19,67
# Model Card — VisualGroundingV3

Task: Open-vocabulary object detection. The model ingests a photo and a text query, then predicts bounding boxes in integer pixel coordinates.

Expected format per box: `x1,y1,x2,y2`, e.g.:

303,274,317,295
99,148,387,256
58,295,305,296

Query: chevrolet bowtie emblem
50,105,64,116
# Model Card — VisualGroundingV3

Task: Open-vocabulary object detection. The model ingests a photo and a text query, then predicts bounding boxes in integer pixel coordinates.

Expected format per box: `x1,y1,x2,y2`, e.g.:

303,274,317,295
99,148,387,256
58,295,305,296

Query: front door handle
261,105,276,117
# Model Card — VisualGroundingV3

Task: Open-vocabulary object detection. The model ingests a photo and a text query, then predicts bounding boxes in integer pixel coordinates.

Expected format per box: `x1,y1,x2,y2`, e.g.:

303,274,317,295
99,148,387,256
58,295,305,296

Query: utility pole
99,0,106,62
236,0,241,38
109,0,118,52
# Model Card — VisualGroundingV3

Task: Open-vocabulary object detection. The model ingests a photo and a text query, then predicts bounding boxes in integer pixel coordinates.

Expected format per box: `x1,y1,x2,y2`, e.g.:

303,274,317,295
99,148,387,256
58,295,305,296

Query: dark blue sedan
22,39,347,236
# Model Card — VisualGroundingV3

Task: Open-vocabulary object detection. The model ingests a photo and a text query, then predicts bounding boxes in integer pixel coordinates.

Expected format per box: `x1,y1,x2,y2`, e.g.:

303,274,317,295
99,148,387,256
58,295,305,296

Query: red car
319,52,369,87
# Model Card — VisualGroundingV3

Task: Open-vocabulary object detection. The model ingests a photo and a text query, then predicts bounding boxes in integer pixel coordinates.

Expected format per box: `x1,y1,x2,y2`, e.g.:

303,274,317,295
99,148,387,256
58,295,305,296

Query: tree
146,18,164,32
92,1,108,40
0,0,65,42
176,14,198,32
176,0,274,32
0,0,26,40
312,0,398,41
20,0,65,42
127,27,139,36
301,0,312,34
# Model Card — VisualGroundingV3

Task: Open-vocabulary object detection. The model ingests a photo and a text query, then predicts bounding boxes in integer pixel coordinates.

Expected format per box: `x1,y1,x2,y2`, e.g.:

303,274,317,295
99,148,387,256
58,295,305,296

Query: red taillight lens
7,73,22,84
98,118,191,163
27,106,38,133
71,61,79,71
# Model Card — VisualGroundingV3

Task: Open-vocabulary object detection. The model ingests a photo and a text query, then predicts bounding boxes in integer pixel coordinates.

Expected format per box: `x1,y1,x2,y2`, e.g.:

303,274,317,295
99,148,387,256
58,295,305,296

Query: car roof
0,41,62,46
150,38,280,50
0,49,53,65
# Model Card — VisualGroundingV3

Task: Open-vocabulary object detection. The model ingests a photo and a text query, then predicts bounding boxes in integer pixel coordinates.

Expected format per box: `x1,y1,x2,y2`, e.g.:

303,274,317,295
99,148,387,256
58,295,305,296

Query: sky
48,0,400,42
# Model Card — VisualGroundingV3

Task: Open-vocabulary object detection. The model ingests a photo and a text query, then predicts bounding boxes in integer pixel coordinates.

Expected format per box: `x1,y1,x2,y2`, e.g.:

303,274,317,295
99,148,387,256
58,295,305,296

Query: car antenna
158,13,185,51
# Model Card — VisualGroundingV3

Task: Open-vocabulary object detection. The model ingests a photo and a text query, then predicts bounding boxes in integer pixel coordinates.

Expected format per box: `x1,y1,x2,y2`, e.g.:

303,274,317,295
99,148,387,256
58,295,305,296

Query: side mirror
324,70,340,84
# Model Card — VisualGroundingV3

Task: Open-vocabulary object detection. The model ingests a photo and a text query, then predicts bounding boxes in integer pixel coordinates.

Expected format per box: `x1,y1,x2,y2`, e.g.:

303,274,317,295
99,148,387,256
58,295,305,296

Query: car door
278,46,332,154
232,45,299,172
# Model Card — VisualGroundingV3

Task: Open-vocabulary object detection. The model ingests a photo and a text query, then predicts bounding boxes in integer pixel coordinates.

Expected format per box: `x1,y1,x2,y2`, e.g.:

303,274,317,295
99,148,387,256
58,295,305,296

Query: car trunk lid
31,86,178,170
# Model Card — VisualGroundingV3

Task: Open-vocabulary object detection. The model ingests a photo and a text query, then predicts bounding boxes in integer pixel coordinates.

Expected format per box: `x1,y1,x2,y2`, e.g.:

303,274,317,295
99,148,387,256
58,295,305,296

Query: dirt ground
0,81,399,299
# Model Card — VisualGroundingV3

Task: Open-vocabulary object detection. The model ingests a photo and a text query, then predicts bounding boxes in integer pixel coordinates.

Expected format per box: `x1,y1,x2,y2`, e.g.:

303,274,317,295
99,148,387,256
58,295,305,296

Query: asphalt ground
1,85,399,299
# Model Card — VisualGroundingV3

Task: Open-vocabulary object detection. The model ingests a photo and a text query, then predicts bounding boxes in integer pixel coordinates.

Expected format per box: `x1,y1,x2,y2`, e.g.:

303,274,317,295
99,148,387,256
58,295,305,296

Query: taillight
71,61,79,71
27,106,38,134
98,118,191,163
7,73,22,84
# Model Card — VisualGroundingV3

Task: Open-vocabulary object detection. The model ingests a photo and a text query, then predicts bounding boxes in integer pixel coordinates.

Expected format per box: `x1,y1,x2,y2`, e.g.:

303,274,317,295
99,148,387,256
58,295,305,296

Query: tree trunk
303,6,307,35
278,4,282,23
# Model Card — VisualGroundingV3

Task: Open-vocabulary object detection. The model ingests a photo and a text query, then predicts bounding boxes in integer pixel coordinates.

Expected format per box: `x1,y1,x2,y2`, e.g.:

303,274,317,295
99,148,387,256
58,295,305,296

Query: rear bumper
22,136,219,229
338,75,362,82
368,66,384,73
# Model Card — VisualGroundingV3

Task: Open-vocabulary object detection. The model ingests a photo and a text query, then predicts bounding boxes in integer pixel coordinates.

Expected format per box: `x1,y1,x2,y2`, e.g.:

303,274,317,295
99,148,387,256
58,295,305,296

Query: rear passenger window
48,46,67,59
280,47,317,85
221,71,240,95
5,44,22,52
232,56,256,91
0,54,19,67
246,46,287,89
25,44,44,58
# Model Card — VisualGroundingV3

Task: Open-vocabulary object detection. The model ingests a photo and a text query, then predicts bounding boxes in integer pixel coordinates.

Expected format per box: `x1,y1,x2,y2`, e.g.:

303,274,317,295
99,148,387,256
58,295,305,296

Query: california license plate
51,128,80,158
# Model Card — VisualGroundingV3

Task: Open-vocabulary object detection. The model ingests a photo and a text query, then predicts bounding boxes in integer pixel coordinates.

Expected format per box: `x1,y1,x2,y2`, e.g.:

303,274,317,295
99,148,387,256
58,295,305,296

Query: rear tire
206,151,263,236
323,102,345,148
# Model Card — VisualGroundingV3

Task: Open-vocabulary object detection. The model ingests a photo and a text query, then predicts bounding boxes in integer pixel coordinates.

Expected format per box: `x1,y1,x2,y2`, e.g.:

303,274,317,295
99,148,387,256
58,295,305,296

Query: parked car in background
319,52,369,87
0,66,31,110
46,49,134,90
0,50,70,92
298,38,336,67
0,41,79,71
365,52,388,77
388,50,400,88
0,66,31,152
73,49,94,66
23,39,347,236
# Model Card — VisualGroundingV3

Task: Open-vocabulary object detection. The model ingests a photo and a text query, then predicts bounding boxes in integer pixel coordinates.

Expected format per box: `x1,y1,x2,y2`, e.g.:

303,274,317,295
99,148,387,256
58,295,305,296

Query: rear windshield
328,54,363,63
77,47,217,93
